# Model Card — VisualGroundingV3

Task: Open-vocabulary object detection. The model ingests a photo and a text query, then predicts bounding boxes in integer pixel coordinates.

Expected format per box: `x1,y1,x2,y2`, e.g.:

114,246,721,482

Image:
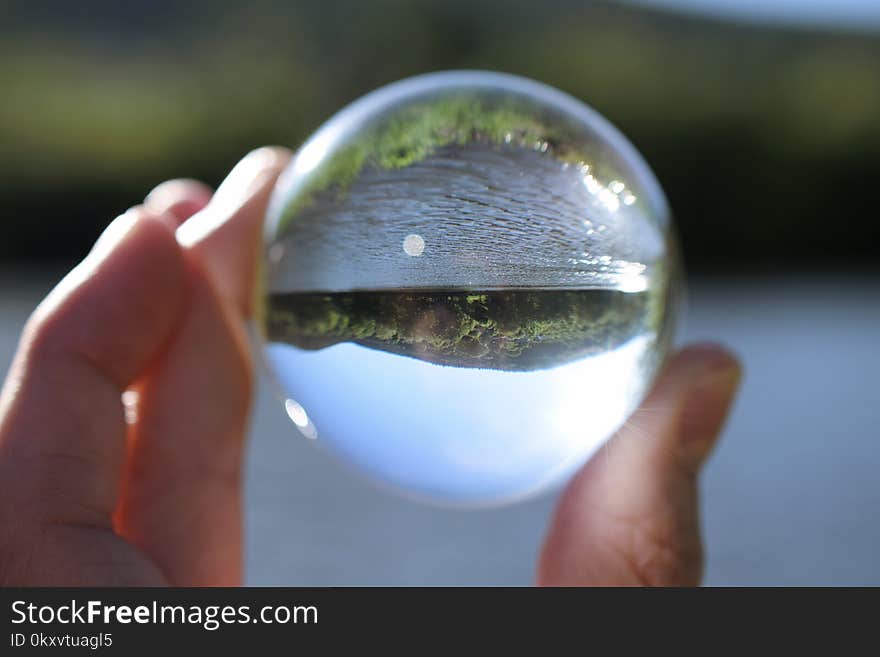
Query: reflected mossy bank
265,288,653,371
276,93,626,229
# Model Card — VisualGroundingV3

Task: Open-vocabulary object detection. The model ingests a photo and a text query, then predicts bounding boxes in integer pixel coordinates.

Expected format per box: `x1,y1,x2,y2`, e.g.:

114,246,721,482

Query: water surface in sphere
260,71,679,506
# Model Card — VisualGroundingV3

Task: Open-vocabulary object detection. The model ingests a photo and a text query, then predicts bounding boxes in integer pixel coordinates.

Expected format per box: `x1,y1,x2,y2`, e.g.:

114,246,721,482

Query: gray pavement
1,269,878,585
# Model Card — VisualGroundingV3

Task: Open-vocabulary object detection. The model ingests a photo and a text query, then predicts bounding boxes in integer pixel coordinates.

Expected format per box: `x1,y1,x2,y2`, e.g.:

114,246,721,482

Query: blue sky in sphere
628,0,880,29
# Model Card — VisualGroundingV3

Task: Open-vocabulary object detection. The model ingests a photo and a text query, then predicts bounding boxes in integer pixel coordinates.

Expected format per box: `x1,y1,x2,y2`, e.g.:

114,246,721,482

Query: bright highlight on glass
259,71,681,507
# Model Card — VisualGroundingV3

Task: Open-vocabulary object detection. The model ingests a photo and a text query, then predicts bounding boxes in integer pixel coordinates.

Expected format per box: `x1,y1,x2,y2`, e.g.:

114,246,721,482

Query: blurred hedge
2,0,879,271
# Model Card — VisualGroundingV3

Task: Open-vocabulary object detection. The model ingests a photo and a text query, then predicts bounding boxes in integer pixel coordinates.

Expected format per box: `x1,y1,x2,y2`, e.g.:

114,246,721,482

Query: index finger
177,147,292,317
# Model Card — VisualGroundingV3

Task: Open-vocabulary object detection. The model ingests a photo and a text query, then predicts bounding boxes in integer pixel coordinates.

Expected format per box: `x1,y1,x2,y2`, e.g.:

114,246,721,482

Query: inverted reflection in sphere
260,71,680,507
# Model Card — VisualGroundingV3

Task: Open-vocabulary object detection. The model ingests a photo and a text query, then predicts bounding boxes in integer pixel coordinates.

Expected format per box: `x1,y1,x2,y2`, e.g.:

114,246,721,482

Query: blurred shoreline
3,0,880,271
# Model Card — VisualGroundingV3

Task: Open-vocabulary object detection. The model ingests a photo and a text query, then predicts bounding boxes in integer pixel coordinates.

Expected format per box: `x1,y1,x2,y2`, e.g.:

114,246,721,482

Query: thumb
537,343,742,586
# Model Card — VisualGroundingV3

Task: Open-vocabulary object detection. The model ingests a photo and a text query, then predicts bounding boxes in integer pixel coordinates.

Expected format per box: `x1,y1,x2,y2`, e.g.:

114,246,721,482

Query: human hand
0,147,740,586
0,147,291,585
537,342,741,585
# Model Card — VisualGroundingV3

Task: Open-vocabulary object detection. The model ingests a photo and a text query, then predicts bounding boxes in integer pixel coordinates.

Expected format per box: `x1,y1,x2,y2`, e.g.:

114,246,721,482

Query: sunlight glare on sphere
403,234,425,256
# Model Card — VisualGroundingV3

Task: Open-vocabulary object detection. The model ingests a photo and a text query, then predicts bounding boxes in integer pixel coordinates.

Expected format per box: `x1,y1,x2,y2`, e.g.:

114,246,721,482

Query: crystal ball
259,71,680,507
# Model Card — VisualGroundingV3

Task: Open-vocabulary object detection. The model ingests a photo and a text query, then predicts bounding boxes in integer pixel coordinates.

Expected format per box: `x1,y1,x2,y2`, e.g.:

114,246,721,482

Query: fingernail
144,179,213,226
680,362,742,447
176,147,288,248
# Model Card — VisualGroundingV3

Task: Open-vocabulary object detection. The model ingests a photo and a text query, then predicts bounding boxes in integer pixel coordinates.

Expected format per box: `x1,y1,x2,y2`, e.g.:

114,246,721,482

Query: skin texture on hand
538,345,741,586
0,147,740,586
0,147,290,585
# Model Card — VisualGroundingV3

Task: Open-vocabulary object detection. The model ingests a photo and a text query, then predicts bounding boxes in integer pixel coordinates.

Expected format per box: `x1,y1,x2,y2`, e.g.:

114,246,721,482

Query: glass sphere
260,71,680,507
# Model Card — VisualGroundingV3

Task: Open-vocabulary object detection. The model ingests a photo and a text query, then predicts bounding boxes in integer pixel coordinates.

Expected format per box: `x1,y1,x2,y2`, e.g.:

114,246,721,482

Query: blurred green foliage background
2,0,879,271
